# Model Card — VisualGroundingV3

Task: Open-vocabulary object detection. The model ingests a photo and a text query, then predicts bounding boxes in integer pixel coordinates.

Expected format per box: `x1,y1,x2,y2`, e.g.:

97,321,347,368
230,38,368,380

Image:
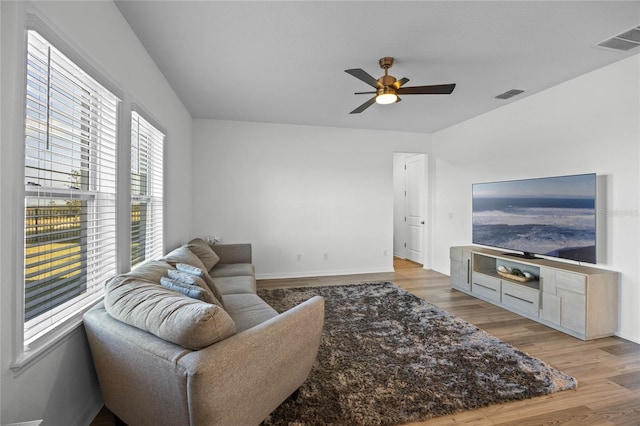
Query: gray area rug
258,282,577,426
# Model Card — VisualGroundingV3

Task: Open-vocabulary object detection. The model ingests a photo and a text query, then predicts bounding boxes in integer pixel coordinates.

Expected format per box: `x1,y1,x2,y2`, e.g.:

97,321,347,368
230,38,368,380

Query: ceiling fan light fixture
376,86,398,104
376,93,398,104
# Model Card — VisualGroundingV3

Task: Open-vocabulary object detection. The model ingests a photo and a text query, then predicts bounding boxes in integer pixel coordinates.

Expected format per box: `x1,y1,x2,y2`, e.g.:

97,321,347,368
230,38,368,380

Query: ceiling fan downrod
378,57,397,88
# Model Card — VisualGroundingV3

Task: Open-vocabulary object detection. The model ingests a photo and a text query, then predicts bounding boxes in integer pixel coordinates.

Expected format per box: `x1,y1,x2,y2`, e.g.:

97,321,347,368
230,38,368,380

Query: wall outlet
296,254,302,261
323,253,329,260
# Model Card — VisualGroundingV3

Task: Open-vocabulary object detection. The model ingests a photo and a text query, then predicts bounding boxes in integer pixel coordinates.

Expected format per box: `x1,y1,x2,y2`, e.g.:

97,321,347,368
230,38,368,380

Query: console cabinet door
450,247,471,292
539,267,587,335
539,268,561,324
556,271,587,335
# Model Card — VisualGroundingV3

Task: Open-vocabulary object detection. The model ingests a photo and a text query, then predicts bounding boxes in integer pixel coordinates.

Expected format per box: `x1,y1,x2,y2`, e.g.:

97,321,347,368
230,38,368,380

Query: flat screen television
472,173,597,264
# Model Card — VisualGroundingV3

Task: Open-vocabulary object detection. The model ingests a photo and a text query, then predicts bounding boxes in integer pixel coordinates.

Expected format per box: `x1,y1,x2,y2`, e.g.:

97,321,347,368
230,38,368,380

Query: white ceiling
115,1,640,134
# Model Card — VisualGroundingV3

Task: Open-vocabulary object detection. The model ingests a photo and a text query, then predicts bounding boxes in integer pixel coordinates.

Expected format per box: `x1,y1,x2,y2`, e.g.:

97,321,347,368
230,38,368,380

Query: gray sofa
83,238,325,426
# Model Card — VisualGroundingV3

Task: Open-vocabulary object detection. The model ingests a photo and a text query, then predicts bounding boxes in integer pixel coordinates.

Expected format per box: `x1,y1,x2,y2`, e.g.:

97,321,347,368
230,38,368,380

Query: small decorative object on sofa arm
83,239,325,426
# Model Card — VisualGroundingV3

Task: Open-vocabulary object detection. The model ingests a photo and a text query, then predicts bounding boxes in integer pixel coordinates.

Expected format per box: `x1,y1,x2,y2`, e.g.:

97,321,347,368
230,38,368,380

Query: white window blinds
23,30,119,345
131,111,164,267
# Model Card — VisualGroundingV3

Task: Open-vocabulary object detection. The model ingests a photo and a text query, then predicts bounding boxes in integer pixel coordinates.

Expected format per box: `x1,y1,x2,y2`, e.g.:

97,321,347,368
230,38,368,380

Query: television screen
472,173,597,263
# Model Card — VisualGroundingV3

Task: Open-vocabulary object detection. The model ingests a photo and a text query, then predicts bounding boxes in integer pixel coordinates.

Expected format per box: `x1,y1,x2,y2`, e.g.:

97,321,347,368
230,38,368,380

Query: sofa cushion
221,294,278,333
104,275,236,350
209,263,255,278
128,260,175,282
176,263,224,304
187,238,220,271
163,246,208,271
213,275,257,295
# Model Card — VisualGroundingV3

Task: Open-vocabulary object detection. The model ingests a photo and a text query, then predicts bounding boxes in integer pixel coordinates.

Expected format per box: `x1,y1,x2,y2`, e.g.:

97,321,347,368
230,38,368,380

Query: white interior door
405,154,424,264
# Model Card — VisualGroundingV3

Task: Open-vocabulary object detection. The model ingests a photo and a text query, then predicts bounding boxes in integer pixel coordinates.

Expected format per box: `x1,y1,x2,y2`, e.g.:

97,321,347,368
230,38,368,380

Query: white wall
192,120,430,278
431,55,640,343
0,1,192,424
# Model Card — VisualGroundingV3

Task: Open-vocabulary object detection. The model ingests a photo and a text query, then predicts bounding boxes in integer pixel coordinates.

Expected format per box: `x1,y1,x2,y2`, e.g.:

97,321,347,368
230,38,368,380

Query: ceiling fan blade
345,68,381,89
354,91,376,95
395,96,402,103
350,96,377,114
393,77,410,89
397,83,456,95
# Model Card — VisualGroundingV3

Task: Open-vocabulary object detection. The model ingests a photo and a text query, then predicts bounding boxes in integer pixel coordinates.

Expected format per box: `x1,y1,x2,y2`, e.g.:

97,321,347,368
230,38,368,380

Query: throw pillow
167,269,221,307
187,238,220,271
176,263,224,304
162,245,207,271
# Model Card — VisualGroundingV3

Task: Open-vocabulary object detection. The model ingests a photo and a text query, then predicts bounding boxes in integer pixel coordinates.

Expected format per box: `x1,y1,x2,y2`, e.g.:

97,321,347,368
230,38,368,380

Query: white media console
450,246,619,340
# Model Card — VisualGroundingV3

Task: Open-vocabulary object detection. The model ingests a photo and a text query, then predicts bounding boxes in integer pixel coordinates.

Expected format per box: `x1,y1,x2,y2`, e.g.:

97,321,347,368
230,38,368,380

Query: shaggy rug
258,282,577,426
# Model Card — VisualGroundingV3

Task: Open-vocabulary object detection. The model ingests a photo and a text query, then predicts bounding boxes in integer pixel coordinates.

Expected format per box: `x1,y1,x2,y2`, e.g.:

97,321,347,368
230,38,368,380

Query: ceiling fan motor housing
378,75,397,87
377,85,397,97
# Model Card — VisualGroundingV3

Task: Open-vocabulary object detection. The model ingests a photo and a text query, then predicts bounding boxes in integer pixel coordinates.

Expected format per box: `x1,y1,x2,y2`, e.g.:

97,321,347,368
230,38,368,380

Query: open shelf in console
472,252,540,291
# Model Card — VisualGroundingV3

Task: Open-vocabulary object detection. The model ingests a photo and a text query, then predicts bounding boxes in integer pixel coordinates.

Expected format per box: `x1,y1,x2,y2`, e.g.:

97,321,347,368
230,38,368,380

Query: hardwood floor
92,258,640,425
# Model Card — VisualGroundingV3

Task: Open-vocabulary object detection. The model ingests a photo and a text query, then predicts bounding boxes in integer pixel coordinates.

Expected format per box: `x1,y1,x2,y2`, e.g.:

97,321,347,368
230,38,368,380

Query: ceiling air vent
596,26,640,52
495,89,524,100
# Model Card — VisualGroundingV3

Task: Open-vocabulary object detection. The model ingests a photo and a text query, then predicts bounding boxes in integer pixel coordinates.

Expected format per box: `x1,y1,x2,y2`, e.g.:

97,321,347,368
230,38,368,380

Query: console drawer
501,282,539,317
555,271,586,294
472,273,501,302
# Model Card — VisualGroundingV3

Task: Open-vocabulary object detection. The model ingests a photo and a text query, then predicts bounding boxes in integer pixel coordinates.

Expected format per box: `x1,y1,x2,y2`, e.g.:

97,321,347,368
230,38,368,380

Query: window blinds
23,30,119,345
131,111,164,267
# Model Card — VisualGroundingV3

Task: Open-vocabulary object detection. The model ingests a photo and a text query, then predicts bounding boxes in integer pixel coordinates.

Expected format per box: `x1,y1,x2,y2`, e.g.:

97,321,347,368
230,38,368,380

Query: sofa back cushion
126,259,176,282
103,261,236,350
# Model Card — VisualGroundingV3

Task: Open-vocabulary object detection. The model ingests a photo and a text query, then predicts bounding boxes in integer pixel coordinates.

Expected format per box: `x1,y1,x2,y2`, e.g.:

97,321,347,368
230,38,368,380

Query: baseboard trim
74,391,103,426
256,267,394,280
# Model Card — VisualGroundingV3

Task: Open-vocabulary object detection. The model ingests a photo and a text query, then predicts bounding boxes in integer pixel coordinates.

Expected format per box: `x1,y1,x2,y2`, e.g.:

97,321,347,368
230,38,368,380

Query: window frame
12,15,125,372
130,108,165,268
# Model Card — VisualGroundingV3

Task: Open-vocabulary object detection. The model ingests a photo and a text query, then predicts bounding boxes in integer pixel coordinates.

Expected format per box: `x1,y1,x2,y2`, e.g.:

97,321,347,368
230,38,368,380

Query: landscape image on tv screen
472,174,596,263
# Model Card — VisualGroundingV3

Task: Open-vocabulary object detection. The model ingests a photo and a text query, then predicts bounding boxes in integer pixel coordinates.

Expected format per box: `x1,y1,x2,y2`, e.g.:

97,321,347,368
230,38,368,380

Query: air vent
495,89,525,100
596,25,640,52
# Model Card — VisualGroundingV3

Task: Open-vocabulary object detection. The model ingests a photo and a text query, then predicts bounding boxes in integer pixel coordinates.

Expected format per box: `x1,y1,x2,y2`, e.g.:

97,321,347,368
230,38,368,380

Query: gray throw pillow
163,246,208,271
187,238,221,271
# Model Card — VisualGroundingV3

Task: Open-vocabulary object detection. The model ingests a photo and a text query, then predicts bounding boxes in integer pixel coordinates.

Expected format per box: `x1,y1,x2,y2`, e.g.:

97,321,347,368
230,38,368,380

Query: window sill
10,299,102,376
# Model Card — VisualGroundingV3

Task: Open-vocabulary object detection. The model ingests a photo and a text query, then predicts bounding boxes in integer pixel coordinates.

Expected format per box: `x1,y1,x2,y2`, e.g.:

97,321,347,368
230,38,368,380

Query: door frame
393,152,430,268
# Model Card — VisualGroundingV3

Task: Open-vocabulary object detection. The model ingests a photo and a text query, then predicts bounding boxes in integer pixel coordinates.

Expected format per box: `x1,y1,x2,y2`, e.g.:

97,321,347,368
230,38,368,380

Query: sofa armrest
211,243,252,264
83,303,194,426
180,295,325,426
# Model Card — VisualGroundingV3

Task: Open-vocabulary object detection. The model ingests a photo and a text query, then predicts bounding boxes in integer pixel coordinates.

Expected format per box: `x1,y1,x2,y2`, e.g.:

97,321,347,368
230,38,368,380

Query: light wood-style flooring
92,258,640,425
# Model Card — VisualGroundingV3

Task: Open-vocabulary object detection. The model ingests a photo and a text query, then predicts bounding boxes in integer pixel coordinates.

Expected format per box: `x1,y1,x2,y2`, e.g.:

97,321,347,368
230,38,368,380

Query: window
23,30,119,346
130,111,164,267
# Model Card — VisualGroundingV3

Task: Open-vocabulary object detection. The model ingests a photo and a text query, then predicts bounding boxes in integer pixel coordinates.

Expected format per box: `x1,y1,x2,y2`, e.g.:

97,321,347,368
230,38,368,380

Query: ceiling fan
345,57,456,114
